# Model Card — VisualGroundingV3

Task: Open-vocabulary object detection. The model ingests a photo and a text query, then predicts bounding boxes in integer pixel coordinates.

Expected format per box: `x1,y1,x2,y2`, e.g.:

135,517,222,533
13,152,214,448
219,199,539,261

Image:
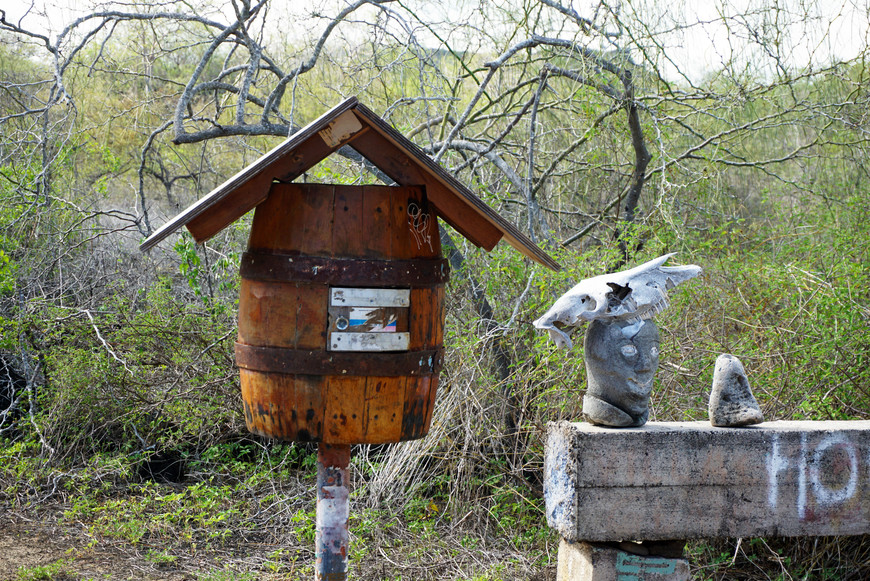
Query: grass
15,560,75,581
1,440,556,579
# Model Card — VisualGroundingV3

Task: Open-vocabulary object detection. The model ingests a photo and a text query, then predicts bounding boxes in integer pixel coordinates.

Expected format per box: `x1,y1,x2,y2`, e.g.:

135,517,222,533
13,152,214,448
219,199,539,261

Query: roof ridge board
140,96,360,252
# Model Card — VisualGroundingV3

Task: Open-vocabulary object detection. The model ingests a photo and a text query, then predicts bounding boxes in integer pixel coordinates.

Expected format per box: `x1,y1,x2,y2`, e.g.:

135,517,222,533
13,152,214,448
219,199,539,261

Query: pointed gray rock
708,354,764,427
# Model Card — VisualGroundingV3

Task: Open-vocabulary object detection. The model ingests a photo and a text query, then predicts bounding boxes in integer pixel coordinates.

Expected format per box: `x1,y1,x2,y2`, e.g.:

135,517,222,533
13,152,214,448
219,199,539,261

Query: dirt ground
0,513,285,581
1,511,556,581
0,518,195,580
0,521,80,580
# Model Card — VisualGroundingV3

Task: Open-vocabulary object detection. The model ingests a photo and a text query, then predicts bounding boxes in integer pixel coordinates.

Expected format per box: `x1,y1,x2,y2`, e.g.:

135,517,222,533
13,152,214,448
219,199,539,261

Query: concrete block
545,420,870,541
557,540,689,581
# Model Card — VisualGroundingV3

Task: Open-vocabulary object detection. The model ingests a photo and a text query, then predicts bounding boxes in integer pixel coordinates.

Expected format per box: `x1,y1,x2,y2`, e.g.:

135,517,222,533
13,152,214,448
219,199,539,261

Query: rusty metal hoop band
235,343,444,376
239,252,450,286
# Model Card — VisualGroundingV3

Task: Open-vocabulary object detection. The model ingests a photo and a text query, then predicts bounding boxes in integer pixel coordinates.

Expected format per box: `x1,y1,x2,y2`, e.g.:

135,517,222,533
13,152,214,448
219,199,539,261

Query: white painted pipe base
315,444,351,581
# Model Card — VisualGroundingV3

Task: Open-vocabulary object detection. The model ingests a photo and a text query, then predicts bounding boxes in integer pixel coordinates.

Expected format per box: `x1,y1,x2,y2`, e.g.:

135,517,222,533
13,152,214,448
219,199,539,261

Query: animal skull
533,253,701,349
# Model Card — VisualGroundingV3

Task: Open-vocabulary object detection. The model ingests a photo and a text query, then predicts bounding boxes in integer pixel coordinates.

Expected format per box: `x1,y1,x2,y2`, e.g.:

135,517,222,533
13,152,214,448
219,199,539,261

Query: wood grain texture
241,371,435,444
397,186,440,259
241,371,326,441
422,376,438,435
141,98,559,272
408,287,441,351
432,285,446,346
247,184,305,253
248,183,336,254
332,185,364,256
390,186,414,260
352,102,560,270
235,343,442,376
401,375,433,441
294,284,329,350
239,253,449,286
364,376,405,443
297,184,335,255
237,279,299,348
323,375,367,443
362,186,392,258
237,184,444,444
186,172,272,243
347,129,503,251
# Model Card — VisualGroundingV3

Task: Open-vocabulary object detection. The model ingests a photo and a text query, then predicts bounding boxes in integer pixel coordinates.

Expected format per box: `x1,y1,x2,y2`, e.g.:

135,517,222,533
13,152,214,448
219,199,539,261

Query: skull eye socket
650,347,659,358
620,344,638,357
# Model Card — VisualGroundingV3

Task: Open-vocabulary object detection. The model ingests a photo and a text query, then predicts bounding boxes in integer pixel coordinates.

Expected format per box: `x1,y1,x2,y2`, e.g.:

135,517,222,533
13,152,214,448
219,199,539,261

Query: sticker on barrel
328,288,410,351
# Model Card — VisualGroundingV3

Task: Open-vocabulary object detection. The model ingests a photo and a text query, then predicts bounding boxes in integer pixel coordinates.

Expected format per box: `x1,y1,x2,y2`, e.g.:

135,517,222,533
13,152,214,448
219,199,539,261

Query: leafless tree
5,0,866,249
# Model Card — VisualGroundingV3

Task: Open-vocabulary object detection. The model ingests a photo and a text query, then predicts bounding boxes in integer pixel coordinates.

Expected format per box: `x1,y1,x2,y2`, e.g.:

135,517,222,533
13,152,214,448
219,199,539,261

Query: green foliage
0,247,17,295
290,508,317,544
0,6,868,580
195,570,257,581
0,440,47,502
647,192,870,423
688,535,870,580
15,559,73,581
31,281,240,457
63,479,245,545
174,232,240,313
144,548,178,566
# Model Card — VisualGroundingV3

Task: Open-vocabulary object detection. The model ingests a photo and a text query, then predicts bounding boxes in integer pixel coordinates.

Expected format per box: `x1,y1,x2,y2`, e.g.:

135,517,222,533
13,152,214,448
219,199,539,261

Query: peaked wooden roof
140,96,560,271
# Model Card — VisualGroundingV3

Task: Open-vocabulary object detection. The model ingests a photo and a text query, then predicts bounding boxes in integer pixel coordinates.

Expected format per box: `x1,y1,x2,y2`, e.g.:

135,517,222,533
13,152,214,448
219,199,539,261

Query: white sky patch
622,0,870,82
3,0,868,84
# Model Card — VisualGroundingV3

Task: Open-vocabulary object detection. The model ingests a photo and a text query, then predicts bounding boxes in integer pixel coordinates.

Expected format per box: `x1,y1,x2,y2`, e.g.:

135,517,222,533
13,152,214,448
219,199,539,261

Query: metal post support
315,444,351,581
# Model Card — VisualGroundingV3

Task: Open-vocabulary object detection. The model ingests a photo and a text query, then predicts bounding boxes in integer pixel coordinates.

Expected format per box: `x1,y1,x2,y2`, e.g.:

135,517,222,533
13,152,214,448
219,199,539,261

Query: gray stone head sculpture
533,253,701,427
583,318,660,427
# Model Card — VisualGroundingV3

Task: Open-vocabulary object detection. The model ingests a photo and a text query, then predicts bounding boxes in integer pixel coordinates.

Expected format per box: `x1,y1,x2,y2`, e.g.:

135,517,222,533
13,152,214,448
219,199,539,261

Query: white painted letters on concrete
545,420,870,541
811,433,859,506
766,431,863,522
766,434,789,510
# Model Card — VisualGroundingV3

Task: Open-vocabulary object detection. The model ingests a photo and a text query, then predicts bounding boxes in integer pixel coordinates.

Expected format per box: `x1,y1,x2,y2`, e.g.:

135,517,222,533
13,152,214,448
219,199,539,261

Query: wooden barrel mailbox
235,183,447,443
141,96,558,445
141,97,559,579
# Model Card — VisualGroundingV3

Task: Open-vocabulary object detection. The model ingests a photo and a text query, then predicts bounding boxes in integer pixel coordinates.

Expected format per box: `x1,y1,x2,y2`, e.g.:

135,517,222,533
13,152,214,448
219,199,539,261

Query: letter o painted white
810,434,858,506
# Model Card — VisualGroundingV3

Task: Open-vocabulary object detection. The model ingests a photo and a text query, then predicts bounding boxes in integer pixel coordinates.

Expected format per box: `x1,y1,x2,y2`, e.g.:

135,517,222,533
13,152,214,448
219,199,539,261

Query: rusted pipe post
315,443,351,581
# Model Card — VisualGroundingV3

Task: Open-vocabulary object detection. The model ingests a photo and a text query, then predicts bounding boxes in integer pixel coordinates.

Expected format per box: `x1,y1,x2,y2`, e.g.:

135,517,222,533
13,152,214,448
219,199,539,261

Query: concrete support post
315,444,351,581
557,540,689,581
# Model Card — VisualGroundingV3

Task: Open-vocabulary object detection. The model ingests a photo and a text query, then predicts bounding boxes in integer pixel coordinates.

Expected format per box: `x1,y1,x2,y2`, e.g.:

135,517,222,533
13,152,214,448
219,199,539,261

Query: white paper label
329,332,410,352
330,288,410,307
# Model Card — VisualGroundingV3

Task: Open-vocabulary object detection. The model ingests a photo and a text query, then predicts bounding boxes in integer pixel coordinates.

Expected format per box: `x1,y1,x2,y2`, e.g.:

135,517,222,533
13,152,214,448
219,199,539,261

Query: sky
647,0,869,81
3,0,868,83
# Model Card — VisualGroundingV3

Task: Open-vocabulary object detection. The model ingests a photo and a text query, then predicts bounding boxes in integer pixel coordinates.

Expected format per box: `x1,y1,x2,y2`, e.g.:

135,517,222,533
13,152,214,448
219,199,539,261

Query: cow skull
533,253,701,349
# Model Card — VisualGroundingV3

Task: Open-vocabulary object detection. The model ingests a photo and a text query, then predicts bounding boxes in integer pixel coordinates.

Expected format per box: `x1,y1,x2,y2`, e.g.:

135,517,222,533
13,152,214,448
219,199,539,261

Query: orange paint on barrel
237,183,445,444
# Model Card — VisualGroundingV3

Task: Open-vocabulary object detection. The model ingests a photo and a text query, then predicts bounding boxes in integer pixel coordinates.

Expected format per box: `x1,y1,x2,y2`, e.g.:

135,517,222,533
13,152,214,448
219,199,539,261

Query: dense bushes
1,179,868,580
3,281,242,469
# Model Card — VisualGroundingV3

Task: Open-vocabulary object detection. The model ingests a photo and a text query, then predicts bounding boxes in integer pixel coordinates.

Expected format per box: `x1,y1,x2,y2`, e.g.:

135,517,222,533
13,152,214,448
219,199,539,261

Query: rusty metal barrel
235,183,448,444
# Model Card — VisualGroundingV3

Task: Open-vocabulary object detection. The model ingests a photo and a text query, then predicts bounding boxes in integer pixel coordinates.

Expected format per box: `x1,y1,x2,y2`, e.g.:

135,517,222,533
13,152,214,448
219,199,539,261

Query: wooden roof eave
139,97,364,252
350,103,560,272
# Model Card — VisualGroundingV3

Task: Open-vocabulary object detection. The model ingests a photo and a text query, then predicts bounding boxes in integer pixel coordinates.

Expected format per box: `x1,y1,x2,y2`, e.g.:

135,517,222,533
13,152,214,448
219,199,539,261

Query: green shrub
31,281,242,459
